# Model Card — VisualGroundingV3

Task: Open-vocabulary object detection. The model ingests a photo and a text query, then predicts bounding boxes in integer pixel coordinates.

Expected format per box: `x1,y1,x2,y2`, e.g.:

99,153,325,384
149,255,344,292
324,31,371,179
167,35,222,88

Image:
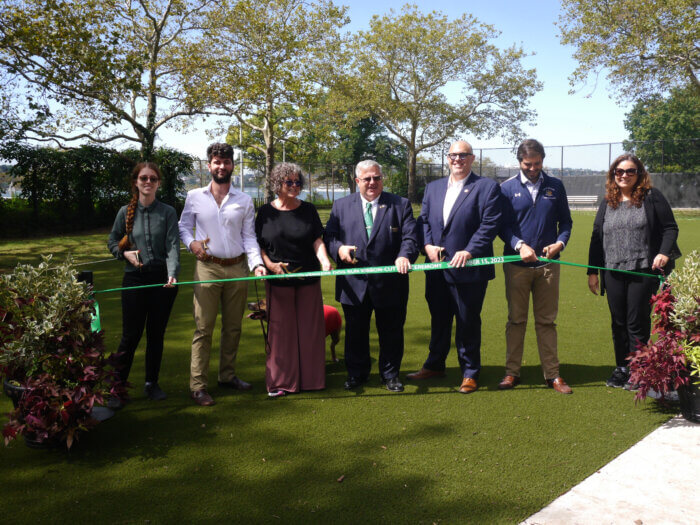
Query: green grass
1,211,698,524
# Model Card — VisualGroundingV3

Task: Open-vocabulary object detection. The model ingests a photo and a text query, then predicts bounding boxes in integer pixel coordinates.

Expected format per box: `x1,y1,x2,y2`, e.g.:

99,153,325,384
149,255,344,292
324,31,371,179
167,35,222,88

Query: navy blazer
324,191,419,307
419,172,502,283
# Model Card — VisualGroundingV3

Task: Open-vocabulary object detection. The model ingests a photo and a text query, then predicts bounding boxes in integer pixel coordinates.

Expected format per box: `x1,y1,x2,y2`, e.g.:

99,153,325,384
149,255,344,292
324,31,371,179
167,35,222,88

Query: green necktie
364,202,373,238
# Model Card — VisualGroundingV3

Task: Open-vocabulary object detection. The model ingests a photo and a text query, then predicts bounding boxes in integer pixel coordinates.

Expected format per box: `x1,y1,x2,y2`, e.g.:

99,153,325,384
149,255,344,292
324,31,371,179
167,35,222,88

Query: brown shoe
191,389,215,406
546,377,573,394
498,375,521,390
459,377,478,394
406,367,446,380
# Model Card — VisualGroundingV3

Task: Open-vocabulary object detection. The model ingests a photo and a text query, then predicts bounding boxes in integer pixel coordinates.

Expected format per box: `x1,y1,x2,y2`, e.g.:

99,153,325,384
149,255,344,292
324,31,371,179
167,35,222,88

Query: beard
211,168,233,184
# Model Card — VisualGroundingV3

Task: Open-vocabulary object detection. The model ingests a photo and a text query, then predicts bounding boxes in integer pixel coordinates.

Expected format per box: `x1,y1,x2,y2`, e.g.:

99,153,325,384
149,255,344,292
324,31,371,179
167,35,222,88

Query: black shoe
144,382,167,401
382,376,404,392
344,376,368,390
606,367,629,388
217,376,252,390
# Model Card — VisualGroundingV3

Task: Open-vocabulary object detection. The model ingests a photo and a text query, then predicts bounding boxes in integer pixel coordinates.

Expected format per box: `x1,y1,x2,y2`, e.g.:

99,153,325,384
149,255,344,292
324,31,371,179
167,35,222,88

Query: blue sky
162,0,632,167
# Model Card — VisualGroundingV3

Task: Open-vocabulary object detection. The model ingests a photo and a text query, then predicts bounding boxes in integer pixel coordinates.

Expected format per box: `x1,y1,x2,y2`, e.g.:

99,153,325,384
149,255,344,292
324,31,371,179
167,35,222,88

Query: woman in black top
108,162,180,405
255,163,332,397
587,154,680,388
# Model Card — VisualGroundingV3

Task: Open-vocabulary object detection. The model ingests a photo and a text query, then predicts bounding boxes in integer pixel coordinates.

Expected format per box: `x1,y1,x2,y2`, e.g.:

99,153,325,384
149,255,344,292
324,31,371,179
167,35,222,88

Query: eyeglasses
358,176,383,183
138,175,159,183
283,180,302,187
447,152,474,161
614,168,638,177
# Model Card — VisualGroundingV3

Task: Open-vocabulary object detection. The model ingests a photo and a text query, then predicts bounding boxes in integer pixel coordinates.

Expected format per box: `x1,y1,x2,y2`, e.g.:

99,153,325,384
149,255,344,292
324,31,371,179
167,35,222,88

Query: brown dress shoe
498,375,521,390
191,389,216,406
459,377,478,394
546,377,573,394
406,367,446,380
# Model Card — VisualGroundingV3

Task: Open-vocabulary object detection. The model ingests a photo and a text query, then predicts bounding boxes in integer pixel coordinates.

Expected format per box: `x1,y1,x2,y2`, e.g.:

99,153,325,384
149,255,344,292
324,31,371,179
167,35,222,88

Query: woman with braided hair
108,162,180,406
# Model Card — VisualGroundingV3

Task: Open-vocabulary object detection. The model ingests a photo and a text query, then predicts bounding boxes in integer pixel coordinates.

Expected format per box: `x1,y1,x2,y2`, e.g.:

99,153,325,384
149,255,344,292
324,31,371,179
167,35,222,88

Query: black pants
117,268,178,383
604,270,659,367
342,294,407,381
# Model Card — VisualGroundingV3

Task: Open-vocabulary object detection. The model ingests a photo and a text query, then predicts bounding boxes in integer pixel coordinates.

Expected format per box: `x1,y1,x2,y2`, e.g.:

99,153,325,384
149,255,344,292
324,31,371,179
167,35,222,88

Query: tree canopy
186,0,348,200
623,84,700,172
557,0,700,102
334,5,542,201
0,0,214,158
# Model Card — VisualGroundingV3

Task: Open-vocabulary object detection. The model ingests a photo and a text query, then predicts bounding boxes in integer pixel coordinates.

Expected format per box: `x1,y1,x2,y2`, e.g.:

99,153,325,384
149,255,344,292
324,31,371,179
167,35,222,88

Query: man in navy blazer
324,160,419,392
407,140,501,394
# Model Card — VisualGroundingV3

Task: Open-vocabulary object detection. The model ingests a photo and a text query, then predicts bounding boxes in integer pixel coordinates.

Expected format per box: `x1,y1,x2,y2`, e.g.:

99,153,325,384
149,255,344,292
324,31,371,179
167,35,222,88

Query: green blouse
108,199,180,278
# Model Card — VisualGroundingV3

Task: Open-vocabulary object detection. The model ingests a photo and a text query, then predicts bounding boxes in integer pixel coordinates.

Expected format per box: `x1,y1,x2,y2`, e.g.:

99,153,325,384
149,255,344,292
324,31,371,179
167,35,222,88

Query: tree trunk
407,148,418,203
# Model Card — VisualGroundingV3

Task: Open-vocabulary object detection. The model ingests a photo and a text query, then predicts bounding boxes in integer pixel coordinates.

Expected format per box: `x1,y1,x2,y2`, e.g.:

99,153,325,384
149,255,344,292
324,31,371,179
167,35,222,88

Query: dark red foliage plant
628,286,689,403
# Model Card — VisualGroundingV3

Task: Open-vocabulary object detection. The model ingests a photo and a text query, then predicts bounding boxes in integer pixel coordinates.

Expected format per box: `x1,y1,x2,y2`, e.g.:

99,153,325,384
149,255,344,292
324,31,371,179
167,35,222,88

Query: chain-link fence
189,139,699,208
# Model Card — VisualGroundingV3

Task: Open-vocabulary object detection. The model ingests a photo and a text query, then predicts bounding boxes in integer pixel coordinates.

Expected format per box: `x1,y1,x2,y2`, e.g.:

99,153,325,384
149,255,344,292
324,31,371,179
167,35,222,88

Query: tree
557,0,700,102
187,0,348,201
0,0,214,158
335,5,542,201
623,84,700,172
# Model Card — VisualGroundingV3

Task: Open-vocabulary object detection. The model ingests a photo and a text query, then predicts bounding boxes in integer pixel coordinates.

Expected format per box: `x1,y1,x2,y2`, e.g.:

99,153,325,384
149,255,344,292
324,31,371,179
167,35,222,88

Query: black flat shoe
382,376,404,392
344,376,368,390
144,382,167,401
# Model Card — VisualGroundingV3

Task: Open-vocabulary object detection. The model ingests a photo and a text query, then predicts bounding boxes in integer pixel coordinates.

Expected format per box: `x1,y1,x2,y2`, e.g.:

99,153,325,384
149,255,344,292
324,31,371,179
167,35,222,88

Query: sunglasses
447,152,474,160
283,180,302,187
358,176,383,183
138,175,159,183
614,168,638,177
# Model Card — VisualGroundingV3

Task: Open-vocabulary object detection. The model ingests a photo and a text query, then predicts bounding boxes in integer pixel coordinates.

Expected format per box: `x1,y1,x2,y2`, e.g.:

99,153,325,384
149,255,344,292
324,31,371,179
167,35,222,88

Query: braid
118,192,138,252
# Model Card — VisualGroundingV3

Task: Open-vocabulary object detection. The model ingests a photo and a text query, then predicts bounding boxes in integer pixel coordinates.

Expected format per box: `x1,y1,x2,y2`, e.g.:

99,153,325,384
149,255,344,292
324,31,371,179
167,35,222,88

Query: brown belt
201,253,245,266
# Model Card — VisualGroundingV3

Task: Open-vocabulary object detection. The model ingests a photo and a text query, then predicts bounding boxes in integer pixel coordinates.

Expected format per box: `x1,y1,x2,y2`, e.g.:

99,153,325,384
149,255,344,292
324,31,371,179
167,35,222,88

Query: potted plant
628,251,700,422
0,255,126,448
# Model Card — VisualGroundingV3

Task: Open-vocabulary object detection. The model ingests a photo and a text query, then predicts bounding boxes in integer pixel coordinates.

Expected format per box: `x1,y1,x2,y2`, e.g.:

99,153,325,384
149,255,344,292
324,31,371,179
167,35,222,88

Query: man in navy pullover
498,139,573,394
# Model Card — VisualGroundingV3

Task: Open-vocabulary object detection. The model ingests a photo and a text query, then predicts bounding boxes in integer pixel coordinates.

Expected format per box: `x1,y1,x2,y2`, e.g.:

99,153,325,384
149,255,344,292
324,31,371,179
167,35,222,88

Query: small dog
247,300,342,362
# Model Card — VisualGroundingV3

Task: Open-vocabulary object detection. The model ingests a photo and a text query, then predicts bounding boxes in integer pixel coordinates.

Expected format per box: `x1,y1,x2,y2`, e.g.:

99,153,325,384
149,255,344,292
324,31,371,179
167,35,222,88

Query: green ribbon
88,255,665,332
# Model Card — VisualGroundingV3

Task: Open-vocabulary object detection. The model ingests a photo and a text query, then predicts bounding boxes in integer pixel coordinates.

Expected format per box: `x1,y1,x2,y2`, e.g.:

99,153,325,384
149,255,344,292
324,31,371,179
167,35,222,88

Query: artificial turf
0,210,697,524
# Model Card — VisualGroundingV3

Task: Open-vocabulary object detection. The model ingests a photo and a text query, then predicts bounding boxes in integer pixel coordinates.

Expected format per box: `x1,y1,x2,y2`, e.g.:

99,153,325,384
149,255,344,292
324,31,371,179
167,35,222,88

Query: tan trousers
504,262,560,380
190,259,248,391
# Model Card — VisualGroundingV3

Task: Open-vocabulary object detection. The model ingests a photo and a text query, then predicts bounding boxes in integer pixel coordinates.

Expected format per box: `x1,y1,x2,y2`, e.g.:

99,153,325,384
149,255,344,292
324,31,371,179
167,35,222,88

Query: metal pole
608,142,612,168
560,146,564,178
239,124,244,192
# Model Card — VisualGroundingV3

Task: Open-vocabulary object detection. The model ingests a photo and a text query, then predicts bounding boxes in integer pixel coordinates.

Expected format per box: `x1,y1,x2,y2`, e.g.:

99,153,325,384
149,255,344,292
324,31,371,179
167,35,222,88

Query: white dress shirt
520,171,543,203
179,182,263,270
360,193,379,221
443,175,466,224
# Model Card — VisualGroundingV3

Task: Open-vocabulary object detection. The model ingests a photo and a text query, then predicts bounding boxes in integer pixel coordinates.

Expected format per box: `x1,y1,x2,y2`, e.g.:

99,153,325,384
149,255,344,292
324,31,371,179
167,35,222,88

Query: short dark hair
516,139,546,162
206,142,234,162
270,162,305,194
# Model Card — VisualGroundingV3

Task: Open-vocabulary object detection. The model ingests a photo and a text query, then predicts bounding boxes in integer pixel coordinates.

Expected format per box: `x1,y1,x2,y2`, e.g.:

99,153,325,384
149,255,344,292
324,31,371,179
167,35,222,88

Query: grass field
1,210,698,524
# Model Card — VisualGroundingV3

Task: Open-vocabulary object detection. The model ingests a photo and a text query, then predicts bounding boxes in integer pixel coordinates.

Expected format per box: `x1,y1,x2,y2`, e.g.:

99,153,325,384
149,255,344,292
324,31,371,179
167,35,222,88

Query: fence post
560,146,564,178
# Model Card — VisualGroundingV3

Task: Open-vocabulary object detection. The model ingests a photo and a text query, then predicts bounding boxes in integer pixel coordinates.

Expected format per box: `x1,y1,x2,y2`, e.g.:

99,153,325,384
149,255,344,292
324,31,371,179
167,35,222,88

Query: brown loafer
546,377,573,394
406,367,446,380
459,377,478,394
191,389,215,406
498,375,521,390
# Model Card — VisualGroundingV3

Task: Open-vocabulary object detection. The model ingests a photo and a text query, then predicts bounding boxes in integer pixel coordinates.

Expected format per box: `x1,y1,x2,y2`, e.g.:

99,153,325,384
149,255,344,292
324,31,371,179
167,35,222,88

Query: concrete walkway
522,416,699,525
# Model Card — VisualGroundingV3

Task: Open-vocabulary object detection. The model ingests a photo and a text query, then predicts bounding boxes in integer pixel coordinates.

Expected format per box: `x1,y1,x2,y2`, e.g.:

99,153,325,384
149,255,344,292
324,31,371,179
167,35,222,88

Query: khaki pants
190,259,248,391
504,263,560,380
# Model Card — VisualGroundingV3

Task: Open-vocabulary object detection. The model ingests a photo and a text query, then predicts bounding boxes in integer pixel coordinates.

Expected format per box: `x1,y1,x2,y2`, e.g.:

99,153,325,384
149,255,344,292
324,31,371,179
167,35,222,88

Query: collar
137,199,158,211
360,193,381,208
519,171,543,186
205,181,236,196
447,174,467,189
